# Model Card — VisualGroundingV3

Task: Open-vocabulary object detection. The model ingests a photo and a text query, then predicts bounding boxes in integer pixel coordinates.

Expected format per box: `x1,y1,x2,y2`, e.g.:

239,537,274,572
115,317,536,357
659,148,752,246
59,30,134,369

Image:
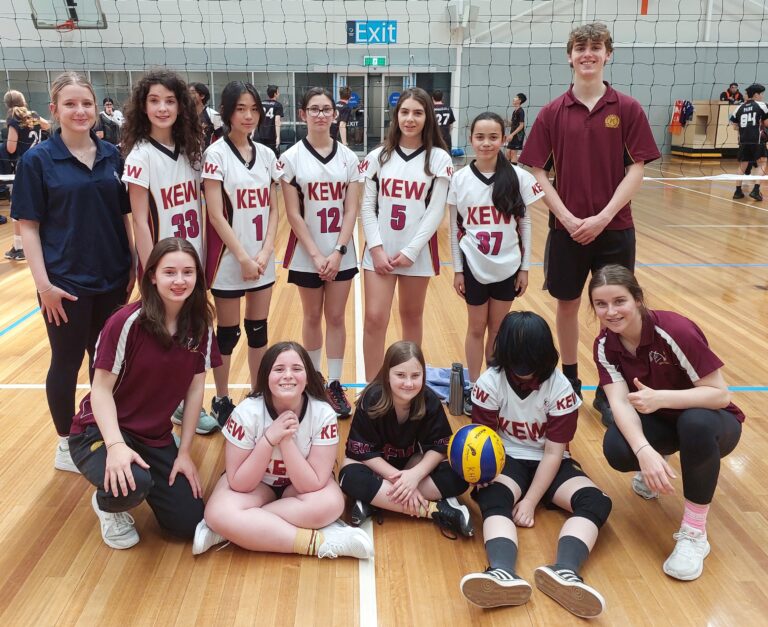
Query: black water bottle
448,362,465,416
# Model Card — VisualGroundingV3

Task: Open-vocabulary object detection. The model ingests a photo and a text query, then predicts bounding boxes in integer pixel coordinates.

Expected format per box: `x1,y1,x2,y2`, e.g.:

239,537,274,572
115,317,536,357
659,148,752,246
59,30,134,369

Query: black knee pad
473,481,514,521
216,325,241,355
244,318,268,349
570,486,612,529
338,463,383,503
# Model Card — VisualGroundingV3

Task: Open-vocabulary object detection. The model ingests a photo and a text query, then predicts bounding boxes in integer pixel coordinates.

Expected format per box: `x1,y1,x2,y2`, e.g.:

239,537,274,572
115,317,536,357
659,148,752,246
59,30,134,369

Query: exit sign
364,56,387,67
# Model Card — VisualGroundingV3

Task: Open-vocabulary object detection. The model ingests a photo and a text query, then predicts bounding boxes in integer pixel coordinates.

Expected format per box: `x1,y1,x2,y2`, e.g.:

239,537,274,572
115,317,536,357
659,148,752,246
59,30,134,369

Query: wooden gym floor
0,157,765,626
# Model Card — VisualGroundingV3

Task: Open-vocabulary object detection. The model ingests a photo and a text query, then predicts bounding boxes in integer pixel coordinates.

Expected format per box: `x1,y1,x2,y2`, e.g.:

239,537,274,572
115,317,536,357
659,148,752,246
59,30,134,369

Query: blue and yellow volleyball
448,424,506,484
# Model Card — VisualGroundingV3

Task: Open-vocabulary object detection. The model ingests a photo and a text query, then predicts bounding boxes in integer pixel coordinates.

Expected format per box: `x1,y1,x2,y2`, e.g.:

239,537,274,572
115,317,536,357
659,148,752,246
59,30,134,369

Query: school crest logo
604,114,620,129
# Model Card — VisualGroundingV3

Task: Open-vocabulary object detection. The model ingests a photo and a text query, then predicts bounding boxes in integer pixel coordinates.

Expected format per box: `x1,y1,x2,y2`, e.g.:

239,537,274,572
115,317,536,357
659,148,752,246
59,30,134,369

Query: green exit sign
364,56,387,67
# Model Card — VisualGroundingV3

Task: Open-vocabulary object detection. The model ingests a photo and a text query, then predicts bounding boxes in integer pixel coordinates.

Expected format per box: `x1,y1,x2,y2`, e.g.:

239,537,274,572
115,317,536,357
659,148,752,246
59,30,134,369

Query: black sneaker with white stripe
350,500,375,526
534,565,605,618
460,567,533,607
431,497,474,537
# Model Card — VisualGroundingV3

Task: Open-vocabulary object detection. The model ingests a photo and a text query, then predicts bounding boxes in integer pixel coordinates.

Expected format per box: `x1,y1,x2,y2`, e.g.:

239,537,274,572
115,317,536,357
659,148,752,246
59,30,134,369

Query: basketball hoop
55,19,77,32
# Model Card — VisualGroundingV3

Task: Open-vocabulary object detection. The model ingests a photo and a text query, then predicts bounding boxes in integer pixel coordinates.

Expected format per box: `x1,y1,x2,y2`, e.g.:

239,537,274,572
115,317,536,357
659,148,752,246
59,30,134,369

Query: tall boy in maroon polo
520,22,660,425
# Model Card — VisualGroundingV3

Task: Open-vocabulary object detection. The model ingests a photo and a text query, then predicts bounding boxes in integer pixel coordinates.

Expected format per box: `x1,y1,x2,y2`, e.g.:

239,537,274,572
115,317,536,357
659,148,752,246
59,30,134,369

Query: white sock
14,235,22,250
327,358,343,382
307,348,322,372
58,436,69,451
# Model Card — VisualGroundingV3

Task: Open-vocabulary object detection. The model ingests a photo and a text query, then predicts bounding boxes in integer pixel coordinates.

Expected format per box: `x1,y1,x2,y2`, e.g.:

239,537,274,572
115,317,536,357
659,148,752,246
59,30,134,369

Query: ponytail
492,149,525,219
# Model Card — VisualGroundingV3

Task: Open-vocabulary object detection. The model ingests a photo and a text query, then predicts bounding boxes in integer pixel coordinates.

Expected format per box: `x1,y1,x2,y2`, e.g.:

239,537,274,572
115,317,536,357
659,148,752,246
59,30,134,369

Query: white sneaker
317,520,374,559
460,568,532,608
54,437,81,474
192,519,227,555
631,472,659,500
663,526,710,581
91,492,139,549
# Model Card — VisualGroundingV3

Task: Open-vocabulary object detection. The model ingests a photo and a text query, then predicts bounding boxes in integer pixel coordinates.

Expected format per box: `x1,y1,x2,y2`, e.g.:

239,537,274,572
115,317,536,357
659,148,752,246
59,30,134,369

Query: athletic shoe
460,567,532,608
631,472,659,500
567,377,583,400
662,526,710,581
592,387,614,427
326,380,352,418
0,214,7,224
350,500,375,527
534,565,605,618
431,497,474,537
54,438,81,474
91,492,140,550
733,188,745,199
171,402,220,435
5,246,25,260
192,519,227,555
211,395,236,427
749,187,763,201
317,520,374,559
463,387,473,417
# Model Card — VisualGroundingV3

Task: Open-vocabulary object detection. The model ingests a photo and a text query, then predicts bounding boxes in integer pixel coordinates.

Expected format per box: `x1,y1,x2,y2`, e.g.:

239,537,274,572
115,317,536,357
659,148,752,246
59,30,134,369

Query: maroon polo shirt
520,82,660,230
71,301,222,446
593,310,745,423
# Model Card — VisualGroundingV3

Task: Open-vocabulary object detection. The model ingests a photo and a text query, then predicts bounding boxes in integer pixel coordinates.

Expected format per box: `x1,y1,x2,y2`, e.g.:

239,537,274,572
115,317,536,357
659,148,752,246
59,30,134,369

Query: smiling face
471,118,504,161
590,284,644,337
397,97,426,140
230,91,260,136
388,356,424,407
268,349,307,404
150,250,197,307
145,83,179,132
50,84,97,134
568,38,611,80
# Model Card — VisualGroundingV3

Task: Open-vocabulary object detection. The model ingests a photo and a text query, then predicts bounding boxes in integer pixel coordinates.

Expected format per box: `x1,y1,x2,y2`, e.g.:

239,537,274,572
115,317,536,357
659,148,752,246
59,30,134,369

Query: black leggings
603,408,742,504
42,285,126,436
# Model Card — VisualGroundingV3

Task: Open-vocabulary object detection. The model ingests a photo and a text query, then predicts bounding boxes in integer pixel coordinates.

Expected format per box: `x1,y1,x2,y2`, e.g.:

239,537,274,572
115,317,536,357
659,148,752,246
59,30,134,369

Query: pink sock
682,500,709,534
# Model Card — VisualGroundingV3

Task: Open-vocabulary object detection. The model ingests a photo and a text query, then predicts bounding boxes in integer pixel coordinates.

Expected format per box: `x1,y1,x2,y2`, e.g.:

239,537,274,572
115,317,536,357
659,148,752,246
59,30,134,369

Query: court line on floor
0,307,39,337
352,226,377,627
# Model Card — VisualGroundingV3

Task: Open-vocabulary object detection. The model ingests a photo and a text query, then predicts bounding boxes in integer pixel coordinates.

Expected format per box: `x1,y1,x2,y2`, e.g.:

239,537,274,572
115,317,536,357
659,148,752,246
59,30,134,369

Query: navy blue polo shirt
11,130,131,295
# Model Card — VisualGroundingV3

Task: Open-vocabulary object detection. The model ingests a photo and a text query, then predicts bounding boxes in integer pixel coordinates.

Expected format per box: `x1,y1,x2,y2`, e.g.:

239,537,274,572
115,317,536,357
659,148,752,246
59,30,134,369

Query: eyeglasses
306,107,335,118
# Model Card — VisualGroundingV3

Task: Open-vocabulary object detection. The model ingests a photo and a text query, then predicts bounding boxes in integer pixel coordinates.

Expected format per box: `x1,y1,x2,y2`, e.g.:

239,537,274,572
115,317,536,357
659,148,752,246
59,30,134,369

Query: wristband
38,284,54,294
263,431,275,447
107,441,125,450
634,443,650,456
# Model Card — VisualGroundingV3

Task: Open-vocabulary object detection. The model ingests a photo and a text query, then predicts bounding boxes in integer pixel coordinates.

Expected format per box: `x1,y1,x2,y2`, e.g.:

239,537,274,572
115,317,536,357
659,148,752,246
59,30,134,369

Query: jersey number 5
171,210,201,239
390,204,407,231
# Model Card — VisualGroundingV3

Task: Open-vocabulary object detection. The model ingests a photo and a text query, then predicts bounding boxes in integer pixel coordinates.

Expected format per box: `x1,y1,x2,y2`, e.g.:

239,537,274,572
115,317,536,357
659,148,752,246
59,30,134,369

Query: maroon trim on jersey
204,188,233,287
545,408,578,444
224,135,257,169
302,138,338,165
472,404,500,430
283,177,305,269
428,233,440,275
148,137,180,161
395,145,426,162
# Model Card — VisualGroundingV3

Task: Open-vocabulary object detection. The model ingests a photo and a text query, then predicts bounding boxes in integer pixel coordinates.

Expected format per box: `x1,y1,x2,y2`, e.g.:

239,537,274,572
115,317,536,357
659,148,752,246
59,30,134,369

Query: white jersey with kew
222,395,339,487
202,137,281,290
122,138,204,263
448,162,543,283
278,139,361,273
360,145,453,276
472,368,581,461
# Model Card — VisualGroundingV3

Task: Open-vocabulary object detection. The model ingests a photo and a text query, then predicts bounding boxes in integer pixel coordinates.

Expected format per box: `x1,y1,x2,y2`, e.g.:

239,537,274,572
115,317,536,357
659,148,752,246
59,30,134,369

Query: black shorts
507,136,524,150
490,455,588,507
288,267,358,289
267,482,291,499
462,255,519,306
545,227,635,301
738,143,765,163
210,282,274,299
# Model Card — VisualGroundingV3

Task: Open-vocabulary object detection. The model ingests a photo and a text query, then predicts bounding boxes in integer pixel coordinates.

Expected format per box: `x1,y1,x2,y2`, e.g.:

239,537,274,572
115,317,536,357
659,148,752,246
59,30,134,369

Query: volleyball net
1,0,768,176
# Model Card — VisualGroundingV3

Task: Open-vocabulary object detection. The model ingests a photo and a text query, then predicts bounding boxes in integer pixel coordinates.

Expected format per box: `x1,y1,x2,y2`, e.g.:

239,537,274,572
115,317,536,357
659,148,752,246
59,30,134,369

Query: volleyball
448,424,506,484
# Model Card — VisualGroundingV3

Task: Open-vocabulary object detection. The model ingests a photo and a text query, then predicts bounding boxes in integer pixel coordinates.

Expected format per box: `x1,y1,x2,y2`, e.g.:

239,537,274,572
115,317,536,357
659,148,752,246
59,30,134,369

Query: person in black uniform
730,83,768,201
432,90,455,152
505,93,527,164
257,85,283,157
331,86,352,146
338,340,472,537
